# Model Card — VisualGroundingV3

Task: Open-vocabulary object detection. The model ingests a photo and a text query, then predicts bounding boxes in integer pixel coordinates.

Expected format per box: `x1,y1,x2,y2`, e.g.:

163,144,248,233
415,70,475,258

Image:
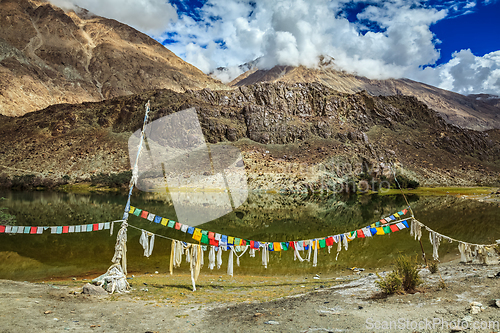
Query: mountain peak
229,63,500,131
0,0,227,116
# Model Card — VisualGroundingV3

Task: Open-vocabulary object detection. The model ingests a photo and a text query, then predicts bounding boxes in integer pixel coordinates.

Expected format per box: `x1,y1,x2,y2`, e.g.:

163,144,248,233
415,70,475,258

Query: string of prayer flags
0,222,111,235
125,204,411,255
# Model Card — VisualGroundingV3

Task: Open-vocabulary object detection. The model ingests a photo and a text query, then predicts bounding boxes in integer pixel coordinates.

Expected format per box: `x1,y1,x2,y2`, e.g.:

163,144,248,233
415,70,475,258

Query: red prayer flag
93,223,99,231
357,229,365,238
174,222,181,230
208,232,215,239
289,241,295,249
390,224,399,232
140,210,149,219
0,225,5,233
62,226,69,233
241,239,247,246
209,238,218,246
30,226,37,234
380,219,386,224
402,209,408,215
325,236,334,246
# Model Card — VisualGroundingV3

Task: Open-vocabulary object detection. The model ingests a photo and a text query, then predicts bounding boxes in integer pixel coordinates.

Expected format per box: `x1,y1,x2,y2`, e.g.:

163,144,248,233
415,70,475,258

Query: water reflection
0,190,498,281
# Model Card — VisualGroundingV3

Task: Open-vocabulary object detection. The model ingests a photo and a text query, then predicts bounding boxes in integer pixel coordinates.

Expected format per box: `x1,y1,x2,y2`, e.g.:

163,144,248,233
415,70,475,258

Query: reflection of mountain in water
0,190,498,280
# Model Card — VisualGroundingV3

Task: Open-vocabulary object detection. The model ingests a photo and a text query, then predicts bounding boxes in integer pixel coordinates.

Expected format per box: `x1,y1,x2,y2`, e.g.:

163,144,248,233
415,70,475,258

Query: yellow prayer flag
371,223,376,228
273,242,282,251
376,227,385,235
129,206,135,214
394,213,400,218
193,228,202,241
160,218,168,226
228,236,234,244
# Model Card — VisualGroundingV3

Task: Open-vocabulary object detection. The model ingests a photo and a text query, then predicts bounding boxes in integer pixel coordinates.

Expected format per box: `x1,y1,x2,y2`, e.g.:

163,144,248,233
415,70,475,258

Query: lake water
0,189,499,281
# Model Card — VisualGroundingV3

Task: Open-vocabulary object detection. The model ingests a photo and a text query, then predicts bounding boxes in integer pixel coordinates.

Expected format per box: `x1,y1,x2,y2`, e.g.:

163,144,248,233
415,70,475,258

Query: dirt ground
1,259,499,333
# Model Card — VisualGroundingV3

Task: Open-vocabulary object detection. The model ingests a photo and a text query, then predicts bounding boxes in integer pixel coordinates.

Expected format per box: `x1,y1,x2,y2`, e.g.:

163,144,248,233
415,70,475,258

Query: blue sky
51,0,500,96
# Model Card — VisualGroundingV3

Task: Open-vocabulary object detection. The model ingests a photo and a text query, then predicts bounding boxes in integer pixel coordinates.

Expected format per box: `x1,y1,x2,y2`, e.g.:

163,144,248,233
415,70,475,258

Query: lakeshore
0,259,499,332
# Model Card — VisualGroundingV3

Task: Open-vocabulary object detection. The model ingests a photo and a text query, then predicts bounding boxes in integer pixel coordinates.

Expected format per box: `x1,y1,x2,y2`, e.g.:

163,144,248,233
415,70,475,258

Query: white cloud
47,0,500,95
48,0,177,36
413,49,500,95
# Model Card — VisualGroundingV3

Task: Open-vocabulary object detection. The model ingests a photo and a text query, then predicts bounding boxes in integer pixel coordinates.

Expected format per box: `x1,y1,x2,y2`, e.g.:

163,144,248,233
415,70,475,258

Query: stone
264,320,279,325
82,283,108,296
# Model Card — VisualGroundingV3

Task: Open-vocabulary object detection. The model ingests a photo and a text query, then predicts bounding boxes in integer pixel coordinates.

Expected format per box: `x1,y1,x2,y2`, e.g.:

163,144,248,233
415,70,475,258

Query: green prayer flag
319,238,326,248
383,226,392,234
167,220,175,228
133,209,142,216
281,242,288,251
201,230,208,235
201,234,209,244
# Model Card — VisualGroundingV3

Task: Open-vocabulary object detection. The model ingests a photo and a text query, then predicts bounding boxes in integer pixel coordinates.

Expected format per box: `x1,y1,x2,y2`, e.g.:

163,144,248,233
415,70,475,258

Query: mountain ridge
229,64,500,131
1,82,499,191
0,0,226,116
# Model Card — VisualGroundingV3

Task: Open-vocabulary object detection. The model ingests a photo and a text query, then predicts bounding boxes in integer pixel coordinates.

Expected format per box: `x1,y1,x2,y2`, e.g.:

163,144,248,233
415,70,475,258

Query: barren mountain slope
0,82,499,191
231,65,500,131
0,0,226,116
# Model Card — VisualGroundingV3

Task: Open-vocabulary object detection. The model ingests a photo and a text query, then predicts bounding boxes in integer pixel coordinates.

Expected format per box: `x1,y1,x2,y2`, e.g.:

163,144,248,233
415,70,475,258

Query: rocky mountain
0,0,226,117
1,82,499,191
230,65,500,132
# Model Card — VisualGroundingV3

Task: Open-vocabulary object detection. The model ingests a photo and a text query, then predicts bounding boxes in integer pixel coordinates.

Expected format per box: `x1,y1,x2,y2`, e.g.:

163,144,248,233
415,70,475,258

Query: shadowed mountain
0,0,226,116
0,82,499,191
230,64,500,131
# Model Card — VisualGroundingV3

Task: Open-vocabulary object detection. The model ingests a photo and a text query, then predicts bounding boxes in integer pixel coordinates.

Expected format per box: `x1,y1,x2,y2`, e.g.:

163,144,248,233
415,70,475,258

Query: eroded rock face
230,65,500,131
0,0,226,116
0,82,499,191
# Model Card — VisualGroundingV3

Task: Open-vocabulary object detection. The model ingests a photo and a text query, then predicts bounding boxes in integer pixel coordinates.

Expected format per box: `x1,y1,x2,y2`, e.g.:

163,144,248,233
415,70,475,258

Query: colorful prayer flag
389,224,399,232
319,238,326,248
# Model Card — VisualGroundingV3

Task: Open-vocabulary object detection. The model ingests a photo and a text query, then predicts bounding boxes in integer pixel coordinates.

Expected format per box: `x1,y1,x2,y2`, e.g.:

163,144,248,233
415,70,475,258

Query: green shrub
11,174,36,189
376,255,422,295
375,271,402,294
90,171,132,188
394,255,422,292
428,261,439,274
0,198,16,225
394,175,419,189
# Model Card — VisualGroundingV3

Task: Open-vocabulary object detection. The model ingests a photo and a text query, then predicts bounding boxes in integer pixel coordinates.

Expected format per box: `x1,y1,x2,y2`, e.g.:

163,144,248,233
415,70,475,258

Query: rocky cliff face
230,65,500,132
0,0,226,116
1,82,499,191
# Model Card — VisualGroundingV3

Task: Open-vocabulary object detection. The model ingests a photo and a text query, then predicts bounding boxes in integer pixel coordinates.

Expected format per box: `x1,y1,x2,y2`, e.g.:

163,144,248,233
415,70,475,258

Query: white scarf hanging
410,218,422,241
262,244,269,268
208,246,216,270
139,230,154,258
312,240,318,267
234,245,249,266
249,248,256,257
335,235,342,260
429,230,442,261
227,247,234,277
294,242,308,262
216,246,223,269
343,234,349,251
190,244,202,291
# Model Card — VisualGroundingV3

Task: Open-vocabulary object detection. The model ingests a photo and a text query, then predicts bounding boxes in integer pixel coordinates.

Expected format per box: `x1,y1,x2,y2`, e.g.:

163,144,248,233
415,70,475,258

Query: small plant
428,261,439,274
376,255,422,295
0,197,16,225
438,279,446,289
394,255,422,292
375,271,402,294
